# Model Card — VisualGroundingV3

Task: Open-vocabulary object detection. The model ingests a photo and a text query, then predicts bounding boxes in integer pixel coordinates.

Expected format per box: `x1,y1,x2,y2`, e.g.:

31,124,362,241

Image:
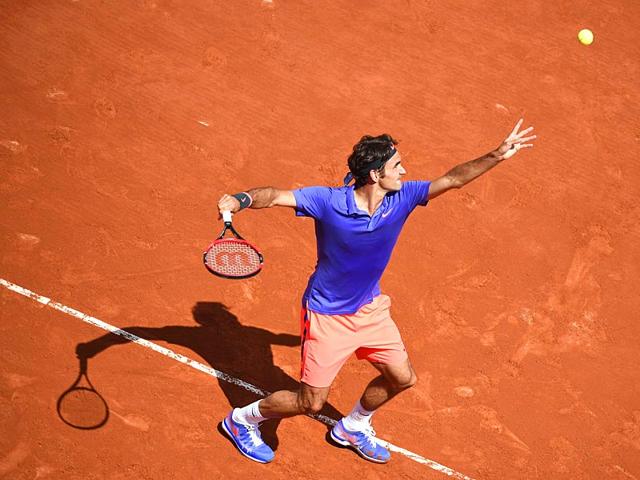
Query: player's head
346,134,405,190
192,302,237,326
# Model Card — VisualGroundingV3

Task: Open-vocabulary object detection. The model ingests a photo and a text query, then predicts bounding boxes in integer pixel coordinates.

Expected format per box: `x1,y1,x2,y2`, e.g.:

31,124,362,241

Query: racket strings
58,387,109,429
205,240,262,277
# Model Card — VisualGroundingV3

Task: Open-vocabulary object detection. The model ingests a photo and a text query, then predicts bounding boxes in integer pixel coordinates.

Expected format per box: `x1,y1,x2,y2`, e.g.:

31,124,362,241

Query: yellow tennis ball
578,29,594,45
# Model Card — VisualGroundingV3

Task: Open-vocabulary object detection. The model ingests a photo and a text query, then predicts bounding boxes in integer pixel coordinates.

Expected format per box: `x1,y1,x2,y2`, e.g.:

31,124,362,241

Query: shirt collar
345,185,359,216
345,186,393,217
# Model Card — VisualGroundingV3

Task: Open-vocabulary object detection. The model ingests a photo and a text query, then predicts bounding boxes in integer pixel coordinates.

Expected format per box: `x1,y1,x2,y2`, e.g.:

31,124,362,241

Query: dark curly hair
347,134,398,188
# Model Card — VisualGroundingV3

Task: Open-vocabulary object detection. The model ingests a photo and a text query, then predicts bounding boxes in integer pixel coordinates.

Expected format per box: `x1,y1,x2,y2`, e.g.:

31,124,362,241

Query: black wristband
232,192,253,210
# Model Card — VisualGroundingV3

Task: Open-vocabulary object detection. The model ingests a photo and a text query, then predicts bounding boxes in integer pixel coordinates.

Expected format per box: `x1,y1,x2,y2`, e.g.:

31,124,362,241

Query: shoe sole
329,428,389,464
220,418,273,464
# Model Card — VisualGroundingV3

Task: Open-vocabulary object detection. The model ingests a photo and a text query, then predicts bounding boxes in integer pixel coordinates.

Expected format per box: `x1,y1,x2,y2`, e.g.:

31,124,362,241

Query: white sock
232,400,267,425
342,400,375,431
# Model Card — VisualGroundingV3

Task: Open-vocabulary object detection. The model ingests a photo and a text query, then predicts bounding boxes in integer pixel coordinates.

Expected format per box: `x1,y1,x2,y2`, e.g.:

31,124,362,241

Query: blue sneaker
221,411,274,463
330,419,391,463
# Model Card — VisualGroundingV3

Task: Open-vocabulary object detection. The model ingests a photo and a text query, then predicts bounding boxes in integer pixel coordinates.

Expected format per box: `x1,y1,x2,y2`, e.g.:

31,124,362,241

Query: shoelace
355,425,379,449
242,423,265,450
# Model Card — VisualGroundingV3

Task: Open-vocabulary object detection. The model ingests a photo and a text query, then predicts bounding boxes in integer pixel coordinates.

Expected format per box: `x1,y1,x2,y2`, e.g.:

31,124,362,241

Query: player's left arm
428,118,536,200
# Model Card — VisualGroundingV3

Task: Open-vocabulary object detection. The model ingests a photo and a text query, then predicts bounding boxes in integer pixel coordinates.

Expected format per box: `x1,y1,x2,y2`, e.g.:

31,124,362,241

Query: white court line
1,277,474,480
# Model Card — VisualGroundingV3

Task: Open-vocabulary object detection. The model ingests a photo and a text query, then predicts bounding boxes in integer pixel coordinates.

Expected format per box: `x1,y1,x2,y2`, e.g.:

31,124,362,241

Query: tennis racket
203,211,263,279
57,356,109,430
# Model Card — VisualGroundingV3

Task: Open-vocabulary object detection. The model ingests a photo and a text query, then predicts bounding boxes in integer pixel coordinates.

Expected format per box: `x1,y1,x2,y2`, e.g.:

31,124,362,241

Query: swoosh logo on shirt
381,208,393,218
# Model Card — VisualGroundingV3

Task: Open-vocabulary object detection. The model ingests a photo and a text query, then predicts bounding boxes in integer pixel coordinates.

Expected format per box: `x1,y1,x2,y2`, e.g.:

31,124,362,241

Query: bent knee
405,371,418,389
393,370,418,391
297,388,329,415
298,398,325,415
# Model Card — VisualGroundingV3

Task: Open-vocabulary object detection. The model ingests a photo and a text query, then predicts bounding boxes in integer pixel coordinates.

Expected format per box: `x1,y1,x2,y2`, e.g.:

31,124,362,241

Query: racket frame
203,211,264,279
56,357,110,430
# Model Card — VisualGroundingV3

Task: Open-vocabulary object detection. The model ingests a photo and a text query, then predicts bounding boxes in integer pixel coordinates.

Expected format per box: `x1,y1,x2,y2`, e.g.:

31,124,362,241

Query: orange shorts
299,294,408,388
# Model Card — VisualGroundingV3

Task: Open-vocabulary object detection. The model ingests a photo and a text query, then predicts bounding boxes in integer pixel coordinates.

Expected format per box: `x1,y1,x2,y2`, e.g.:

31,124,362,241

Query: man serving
217,119,536,464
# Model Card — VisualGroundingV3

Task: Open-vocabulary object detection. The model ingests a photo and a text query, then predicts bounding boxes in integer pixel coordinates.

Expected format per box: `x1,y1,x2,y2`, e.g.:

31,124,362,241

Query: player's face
379,152,406,191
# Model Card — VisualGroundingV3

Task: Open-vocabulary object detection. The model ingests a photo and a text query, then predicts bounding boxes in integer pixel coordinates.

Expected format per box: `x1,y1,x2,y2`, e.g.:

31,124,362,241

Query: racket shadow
57,356,110,430
74,301,344,451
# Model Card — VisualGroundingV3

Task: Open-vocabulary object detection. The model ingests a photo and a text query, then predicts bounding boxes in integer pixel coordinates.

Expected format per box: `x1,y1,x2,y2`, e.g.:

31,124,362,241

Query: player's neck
354,183,386,216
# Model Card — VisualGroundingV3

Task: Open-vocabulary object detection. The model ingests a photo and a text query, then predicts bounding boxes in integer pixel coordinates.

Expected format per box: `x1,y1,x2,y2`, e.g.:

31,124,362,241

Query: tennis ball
578,28,594,45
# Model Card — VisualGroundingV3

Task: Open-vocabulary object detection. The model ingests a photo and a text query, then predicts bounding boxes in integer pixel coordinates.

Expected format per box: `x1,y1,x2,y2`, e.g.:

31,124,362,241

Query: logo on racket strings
215,251,251,267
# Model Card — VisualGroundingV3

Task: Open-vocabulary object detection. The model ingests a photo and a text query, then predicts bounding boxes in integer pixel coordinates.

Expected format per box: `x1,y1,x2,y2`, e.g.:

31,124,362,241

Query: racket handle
222,211,233,223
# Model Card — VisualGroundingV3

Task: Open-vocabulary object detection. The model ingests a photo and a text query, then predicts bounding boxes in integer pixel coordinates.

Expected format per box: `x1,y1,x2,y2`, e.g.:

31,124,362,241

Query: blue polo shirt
293,180,431,314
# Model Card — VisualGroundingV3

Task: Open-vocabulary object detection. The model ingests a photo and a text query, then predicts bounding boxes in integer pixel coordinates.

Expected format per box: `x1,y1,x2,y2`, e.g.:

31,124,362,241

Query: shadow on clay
72,301,344,451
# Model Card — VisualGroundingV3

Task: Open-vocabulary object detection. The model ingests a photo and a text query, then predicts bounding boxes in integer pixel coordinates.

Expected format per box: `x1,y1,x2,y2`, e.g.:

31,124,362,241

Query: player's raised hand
495,118,537,160
217,193,241,219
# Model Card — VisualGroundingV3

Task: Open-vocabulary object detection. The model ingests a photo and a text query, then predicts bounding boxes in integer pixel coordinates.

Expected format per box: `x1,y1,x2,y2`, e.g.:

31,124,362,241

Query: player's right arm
217,187,296,216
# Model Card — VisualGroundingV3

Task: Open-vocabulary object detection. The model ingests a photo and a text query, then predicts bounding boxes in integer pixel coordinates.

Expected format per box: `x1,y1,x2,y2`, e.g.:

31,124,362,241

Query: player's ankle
232,401,267,425
342,400,375,431
341,414,371,432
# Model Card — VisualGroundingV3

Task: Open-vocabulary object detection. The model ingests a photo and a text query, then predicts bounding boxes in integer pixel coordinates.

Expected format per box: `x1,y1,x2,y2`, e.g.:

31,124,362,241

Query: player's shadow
75,301,343,450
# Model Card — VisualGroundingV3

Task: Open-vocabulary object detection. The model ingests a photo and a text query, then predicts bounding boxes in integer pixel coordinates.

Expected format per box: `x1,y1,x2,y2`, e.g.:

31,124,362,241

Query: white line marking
1,277,474,479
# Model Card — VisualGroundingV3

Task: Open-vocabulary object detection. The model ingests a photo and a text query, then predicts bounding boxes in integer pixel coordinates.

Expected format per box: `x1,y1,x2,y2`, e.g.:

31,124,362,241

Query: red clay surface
1,1,639,479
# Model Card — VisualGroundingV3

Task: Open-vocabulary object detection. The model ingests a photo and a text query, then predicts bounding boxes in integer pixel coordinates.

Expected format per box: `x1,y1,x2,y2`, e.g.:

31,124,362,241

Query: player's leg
330,359,416,464
222,304,352,463
330,294,415,463
349,294,416,419
255,382,331,418
222,383,331,463
359,358,417,412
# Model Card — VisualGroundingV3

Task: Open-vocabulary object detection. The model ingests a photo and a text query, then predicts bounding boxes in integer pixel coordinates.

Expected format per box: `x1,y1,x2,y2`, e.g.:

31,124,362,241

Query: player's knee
306,401,326,415
405,370,418,389
393,369,417,391
297,390,327,415
299,397,325,415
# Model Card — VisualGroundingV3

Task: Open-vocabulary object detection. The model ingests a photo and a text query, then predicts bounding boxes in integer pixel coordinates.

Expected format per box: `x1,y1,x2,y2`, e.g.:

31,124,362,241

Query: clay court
1,1,639,478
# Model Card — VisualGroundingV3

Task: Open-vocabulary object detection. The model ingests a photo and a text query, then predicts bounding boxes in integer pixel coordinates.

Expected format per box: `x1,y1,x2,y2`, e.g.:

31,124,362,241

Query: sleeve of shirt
292,186,332,219
402,180,432,209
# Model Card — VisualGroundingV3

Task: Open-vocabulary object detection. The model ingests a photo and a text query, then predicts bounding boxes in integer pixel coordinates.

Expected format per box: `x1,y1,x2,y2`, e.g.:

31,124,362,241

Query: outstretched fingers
517,134,537,144
509,123,536,144
515,126,534,138
510,118,524,137
498,119,536,159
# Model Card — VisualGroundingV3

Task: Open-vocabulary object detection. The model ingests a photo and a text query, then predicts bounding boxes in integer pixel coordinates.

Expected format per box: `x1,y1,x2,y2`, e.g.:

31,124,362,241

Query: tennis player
217,119,535,463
